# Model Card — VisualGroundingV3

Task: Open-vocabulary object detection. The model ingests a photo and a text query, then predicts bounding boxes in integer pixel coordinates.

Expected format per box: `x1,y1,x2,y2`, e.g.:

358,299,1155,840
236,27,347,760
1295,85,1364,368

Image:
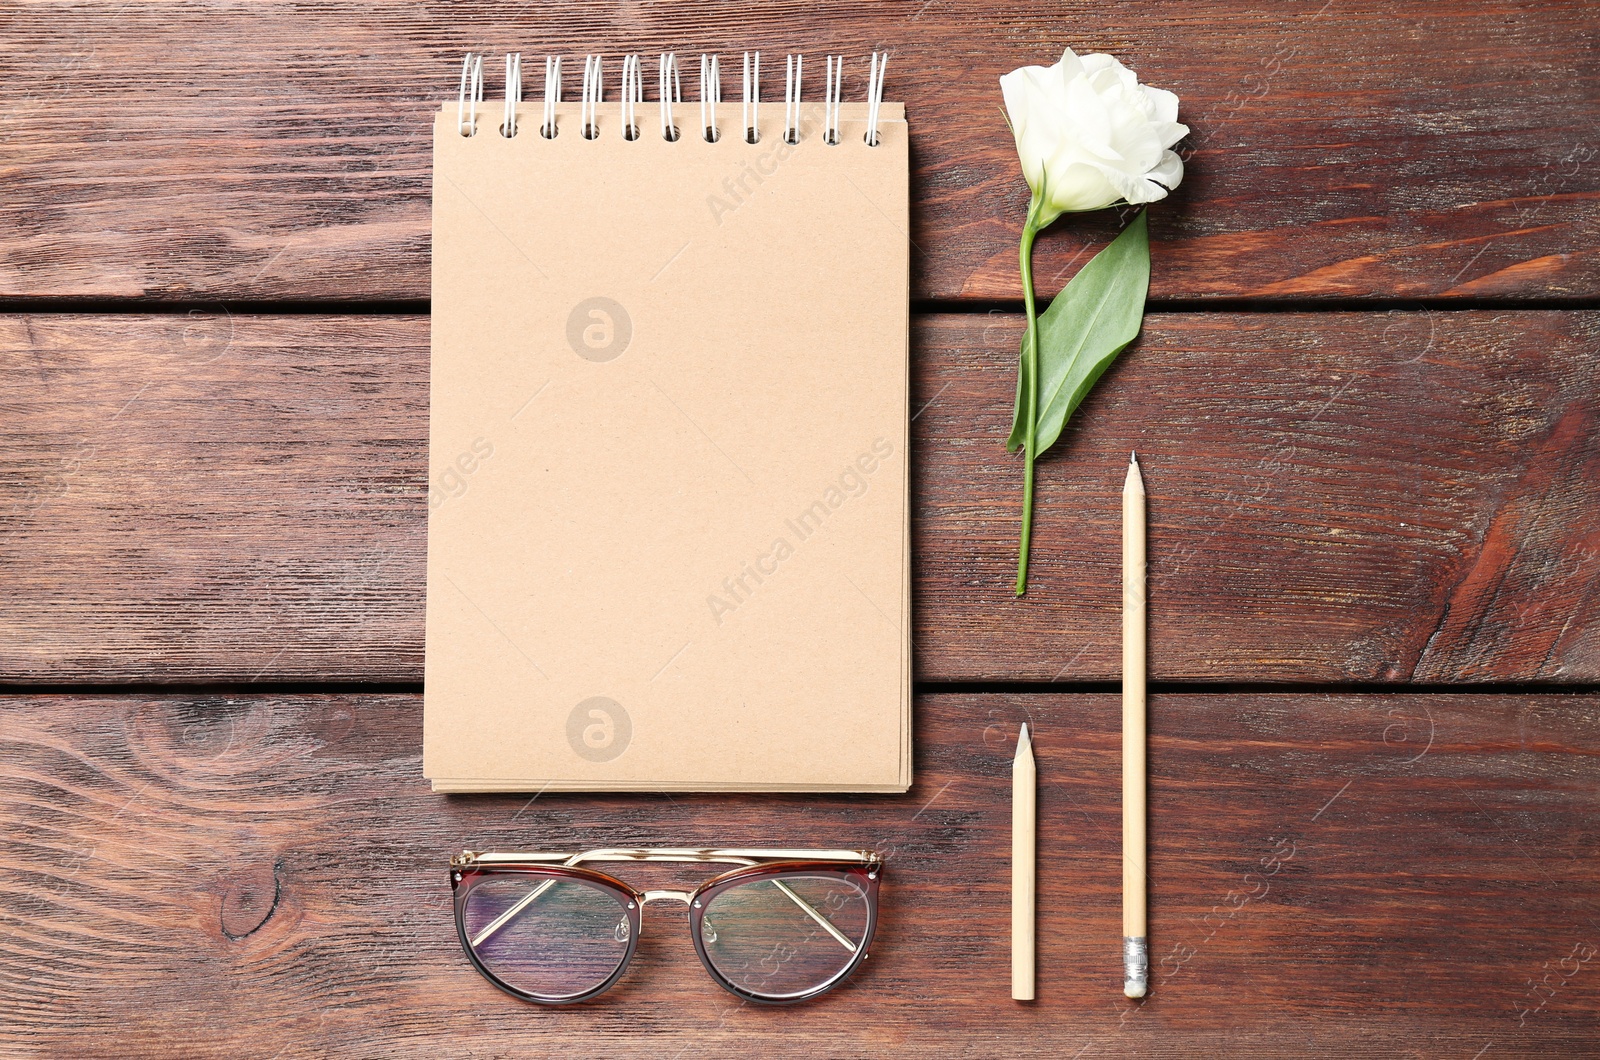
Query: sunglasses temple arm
469,877,560,949
768,878,858,954
465,864,861,955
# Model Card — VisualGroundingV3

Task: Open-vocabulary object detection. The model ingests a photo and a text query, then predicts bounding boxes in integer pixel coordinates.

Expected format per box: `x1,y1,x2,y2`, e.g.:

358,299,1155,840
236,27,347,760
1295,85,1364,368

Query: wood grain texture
3,311,1595,684
920,309,1600,682
2,691,1597,1057
0,1,1595,302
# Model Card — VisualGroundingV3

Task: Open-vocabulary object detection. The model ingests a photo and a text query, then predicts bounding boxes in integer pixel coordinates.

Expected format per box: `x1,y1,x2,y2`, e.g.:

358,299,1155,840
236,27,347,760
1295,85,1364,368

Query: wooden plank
919,310,1600,683
2,311,1595,684
0,2,1595,302
2,691,1596,1056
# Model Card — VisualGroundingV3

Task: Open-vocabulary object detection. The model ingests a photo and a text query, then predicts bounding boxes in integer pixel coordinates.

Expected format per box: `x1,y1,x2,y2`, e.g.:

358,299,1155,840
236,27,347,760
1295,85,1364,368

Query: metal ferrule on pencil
1123,935,1148,998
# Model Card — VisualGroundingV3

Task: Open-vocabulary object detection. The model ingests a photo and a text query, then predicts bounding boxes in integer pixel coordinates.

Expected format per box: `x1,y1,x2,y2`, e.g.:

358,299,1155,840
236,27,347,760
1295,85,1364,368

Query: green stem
1016,198,1043,596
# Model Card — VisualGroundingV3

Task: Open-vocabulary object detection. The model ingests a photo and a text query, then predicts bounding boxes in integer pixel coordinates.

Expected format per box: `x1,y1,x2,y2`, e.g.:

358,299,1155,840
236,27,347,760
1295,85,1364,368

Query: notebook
424,52,910,793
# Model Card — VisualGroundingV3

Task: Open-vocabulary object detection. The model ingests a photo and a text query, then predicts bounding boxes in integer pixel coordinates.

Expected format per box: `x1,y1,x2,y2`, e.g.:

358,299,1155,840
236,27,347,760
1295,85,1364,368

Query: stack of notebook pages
425,52,910,792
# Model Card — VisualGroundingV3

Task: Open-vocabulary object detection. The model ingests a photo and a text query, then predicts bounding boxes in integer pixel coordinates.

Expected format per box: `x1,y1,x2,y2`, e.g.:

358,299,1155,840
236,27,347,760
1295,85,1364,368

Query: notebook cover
425,101,909,792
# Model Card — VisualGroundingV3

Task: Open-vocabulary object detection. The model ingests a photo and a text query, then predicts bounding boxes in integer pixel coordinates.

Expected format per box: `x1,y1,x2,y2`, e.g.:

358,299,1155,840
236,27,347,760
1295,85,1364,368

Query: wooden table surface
2,3,1597,1056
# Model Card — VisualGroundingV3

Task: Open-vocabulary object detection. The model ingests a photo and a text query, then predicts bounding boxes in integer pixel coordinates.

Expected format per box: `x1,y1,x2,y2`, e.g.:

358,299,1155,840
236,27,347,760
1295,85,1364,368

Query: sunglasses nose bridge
639,889,694,906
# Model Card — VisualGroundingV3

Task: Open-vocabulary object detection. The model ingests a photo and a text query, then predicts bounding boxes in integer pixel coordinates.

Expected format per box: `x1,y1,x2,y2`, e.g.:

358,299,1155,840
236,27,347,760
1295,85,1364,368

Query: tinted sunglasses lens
699,872,872,1000
461,874,632,1001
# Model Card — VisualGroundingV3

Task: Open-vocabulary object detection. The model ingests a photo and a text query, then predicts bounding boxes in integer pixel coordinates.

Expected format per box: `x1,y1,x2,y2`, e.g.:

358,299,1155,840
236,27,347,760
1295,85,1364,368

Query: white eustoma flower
1001,49,1189,225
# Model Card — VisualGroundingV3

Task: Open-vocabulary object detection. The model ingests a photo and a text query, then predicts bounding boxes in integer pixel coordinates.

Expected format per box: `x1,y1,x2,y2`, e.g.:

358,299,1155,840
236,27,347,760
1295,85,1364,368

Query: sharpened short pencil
1012,723,1036,1001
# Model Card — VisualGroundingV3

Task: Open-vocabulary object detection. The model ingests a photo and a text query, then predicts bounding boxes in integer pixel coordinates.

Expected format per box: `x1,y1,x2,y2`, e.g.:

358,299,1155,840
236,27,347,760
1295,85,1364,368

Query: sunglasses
450,847,883,1005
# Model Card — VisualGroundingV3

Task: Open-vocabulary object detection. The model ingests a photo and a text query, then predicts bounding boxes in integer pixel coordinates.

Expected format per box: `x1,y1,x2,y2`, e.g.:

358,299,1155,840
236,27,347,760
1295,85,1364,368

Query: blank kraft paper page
425,95,910,792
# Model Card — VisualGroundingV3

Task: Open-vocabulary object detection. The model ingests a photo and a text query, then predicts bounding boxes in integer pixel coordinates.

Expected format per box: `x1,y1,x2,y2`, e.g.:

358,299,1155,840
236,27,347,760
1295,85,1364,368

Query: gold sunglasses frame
449,847,883,1005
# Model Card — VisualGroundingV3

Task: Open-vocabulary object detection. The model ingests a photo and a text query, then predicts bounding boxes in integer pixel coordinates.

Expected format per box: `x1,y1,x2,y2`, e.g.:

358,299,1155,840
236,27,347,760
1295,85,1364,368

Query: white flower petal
1150,120,1191,150
1056,48,1088,81
1079,52,1126,79
1144,85,1180,125
1025,62,1061,97
1147,149,1184,191
1062,76,1115,153
1047,159,1123,213
1127,178,1171,205
1131,89,1158,122
1104,97,1162,169
1090,159,1158,205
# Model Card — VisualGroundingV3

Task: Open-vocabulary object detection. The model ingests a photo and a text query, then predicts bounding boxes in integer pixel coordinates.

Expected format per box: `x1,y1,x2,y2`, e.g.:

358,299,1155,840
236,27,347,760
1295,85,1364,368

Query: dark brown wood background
2,2,1596,1057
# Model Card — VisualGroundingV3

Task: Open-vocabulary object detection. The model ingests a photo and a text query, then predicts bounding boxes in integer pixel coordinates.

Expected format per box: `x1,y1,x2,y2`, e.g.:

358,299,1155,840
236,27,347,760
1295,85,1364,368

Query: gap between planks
1,296,1599,316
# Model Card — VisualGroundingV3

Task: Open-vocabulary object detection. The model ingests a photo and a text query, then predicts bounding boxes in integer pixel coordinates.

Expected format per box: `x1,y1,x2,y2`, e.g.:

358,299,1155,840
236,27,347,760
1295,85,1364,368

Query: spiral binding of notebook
425,51,910,794
453,50,890,147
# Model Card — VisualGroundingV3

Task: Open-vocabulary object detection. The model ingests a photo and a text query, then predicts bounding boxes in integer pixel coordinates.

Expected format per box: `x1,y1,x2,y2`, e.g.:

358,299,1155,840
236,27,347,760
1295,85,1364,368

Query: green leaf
1030,210,1150,456
1006,339,1028,453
